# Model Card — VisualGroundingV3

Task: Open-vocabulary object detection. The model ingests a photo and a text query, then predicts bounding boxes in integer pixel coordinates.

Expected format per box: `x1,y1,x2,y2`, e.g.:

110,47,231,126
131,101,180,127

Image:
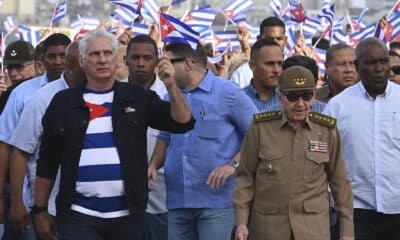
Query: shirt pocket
197,119,219,139
393,112,400,140
120,112,145,128
304,151,329,183
259,151,284,177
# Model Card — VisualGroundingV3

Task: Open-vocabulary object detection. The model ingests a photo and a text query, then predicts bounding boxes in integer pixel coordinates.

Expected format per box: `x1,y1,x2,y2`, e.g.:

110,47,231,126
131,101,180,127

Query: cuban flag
388,11,400,41
358,6,369,23
132,22,150,36
3,16,17,33
52,0,67,24
142,0,159,24
70,16,100,31
349,24,375,48
284,25,297,55
318,3,335,24
331,30,349,45
212,31,240,52
182,8,217,28
317,0,331,20
207,44,230,64
160,12,200,50
109,0,141,15
392,0,400,13
19,30,41,47
374,17,394,43
312,48,326,75
221,0,254,22
269,0,282,17
112,6,138,26
288,0,305,23
303,16,322,38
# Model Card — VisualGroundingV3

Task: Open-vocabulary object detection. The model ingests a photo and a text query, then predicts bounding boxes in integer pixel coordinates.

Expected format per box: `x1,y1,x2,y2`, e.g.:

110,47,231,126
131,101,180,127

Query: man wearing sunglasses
389,50,400,84
234,66,354,240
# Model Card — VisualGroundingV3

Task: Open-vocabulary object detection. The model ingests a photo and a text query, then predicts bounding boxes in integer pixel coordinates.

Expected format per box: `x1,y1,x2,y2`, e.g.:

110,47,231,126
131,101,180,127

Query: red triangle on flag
160,13,176,39
184,13,194,22
384,22,394,42
85,102,109,121
223,10,234,20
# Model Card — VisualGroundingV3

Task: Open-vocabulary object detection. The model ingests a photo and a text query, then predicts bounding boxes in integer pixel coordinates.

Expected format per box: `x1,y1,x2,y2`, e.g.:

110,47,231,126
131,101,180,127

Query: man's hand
235,224,249,240
0,74,7,94
158,55,177,89
34,212,57,240
206,164,235,189
9,201,29,232
147,165,158,191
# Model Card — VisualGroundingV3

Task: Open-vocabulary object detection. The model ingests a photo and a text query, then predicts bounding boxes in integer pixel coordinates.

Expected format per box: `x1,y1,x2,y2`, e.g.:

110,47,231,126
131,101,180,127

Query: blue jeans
168,208,234,240
143,212,167,240
56,211,145,240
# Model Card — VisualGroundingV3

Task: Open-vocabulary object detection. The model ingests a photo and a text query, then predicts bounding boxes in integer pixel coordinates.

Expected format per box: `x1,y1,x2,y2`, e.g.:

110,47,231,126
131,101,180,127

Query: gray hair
79,29,118,58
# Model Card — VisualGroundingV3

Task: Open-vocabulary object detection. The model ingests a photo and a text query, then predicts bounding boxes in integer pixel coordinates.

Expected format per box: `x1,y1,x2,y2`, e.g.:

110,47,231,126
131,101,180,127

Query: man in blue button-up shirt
324,37,400,239
148,43,257,240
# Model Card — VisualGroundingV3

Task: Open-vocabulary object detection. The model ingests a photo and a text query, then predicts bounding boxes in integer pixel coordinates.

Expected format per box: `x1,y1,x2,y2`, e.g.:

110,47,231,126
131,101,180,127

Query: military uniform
233,111,354,240
233,66,354,240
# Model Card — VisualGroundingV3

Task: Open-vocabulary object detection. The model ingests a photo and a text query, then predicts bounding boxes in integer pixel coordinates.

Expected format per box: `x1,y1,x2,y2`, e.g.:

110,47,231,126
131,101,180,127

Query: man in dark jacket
33,29,194,240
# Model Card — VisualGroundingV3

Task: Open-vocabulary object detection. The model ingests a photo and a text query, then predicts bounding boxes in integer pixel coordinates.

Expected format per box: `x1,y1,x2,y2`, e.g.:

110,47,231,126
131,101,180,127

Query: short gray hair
79,29,118,58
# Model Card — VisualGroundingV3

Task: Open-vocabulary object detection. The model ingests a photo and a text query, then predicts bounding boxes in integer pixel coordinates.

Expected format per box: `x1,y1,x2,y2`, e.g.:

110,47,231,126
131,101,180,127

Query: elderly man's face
80,37,116,82
279,90,315,127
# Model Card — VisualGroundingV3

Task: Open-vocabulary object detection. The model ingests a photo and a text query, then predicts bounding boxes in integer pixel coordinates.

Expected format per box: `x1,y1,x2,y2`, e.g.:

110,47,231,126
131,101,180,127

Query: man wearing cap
233,66,354,240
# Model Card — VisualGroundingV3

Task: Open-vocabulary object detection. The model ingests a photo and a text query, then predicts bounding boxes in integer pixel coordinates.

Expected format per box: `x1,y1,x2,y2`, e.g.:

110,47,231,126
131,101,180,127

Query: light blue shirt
158,71,257,209
9,76,68,215
147,75,168,214
324,81,400,214
242,82,280,111
0,73,49,144
230,62,252,88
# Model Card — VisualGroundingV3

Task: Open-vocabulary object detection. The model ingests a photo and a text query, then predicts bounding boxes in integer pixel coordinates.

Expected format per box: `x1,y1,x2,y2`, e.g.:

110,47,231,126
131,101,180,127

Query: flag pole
1,32,4,75
49,2,58,30
387,0,400,19
345,12,354,33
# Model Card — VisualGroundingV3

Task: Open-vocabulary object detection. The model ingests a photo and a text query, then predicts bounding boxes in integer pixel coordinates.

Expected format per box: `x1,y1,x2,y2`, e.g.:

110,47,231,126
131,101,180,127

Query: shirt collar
279,111,313,131
247,80,278,98
358,80,392,99
194,70,214,93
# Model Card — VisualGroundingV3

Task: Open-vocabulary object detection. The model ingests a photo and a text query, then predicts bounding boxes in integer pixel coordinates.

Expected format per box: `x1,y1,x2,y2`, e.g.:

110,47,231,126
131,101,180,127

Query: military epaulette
309,112,336,128
253,111,282,123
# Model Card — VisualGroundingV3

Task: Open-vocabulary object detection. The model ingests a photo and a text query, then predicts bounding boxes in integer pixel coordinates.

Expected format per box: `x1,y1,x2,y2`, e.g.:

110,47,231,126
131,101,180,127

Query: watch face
230,160,239,168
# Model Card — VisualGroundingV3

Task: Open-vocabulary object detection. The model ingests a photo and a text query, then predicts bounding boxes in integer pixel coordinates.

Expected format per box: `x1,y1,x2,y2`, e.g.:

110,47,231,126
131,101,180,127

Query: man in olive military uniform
233,66,354,240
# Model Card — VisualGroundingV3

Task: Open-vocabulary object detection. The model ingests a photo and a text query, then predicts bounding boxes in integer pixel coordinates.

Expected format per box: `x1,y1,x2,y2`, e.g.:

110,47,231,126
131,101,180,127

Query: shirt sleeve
227,85,258,137
9,98,43,154
0,89,23,144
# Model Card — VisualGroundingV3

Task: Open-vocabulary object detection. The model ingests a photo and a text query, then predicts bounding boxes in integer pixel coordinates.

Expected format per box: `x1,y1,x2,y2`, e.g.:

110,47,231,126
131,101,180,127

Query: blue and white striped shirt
71,89,128,218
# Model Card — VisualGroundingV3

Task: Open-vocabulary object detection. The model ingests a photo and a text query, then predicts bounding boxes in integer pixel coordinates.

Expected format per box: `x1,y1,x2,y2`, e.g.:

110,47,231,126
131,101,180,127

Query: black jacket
37,81,195,216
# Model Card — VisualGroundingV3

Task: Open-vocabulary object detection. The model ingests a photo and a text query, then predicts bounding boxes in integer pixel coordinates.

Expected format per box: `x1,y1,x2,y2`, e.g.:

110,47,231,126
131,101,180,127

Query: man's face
43,45,67,81
279,90,315,126
165,51,189,89
80,37,116,82
326,48,358,92
357,44,390,93
389,55,400,84
126,43,158,85
260,26,287,52
6,61,36,84
250,45,282,89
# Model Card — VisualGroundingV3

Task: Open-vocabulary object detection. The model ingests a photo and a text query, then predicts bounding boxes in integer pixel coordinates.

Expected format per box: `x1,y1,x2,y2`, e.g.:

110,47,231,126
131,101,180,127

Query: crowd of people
0,14,399,240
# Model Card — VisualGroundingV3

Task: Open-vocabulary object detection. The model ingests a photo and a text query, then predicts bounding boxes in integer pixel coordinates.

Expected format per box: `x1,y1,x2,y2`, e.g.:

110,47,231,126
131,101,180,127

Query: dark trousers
56,211,145,240
354,208,400,240
143,212,167,240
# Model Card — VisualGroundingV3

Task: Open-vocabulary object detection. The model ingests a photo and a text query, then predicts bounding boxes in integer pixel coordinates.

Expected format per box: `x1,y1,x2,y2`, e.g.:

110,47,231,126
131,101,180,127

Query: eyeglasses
169,58,186,64
282,91,314,102
392,66,400,75
6,61,34,71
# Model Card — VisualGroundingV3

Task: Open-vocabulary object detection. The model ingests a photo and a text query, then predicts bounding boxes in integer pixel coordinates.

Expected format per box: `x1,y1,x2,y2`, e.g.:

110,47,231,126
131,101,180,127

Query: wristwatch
31,205,48,215
228,159,239,169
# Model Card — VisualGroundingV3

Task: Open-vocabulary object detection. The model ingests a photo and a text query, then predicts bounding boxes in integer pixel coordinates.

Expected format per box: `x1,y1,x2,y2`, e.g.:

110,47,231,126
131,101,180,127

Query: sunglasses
392,66,400,75
283,91,314,102
169,58,186,64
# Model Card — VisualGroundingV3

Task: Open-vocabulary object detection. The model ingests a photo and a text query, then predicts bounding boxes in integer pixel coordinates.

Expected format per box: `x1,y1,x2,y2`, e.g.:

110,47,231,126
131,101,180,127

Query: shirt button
184,133,189,137
183,155,188,160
